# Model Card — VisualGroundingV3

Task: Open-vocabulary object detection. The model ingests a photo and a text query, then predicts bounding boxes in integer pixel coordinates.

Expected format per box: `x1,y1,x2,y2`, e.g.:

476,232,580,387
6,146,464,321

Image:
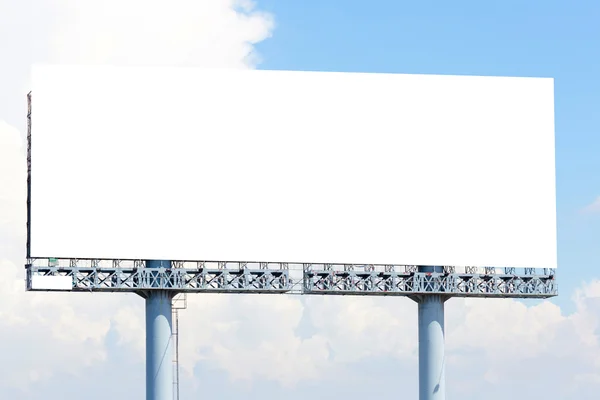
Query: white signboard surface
30,275,73,291
29,65,556,268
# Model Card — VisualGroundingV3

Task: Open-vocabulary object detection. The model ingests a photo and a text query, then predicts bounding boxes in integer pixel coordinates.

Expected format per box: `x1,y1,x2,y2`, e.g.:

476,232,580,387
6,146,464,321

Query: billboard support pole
413,266,447,400
145,260,174,400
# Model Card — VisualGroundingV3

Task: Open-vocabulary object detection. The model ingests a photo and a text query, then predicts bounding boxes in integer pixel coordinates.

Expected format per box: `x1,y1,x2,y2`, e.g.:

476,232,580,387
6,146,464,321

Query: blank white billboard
29,65,556,269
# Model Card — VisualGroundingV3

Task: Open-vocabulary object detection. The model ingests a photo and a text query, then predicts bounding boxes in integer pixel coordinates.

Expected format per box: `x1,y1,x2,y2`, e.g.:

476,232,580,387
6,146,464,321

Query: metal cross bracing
304,266,557,299
25,258,557,299
26,259,291,294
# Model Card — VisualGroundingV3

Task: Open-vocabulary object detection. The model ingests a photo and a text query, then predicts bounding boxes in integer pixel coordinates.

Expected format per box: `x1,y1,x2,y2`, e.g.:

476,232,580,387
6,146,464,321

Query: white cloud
179,294,331,387
0,121,25,245
45,0,274,68
0,256,116,389
305,296,418,363
447,298,564,359
583,196,600,214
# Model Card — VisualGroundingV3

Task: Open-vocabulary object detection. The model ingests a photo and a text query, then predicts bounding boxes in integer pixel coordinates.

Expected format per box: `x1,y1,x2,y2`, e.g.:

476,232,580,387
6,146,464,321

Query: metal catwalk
26,258,556,298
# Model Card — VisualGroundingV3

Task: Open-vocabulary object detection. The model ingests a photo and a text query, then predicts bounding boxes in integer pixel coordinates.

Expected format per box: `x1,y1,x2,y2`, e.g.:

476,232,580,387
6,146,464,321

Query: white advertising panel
30,275,73,291
29,65,556,268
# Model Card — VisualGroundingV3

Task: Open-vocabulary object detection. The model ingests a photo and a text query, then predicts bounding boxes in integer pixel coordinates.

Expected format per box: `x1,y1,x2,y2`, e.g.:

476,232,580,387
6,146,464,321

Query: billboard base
25,259,557,398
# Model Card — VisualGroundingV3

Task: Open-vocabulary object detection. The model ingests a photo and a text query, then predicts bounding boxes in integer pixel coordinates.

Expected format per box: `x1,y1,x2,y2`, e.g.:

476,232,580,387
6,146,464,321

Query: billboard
28,65,557,268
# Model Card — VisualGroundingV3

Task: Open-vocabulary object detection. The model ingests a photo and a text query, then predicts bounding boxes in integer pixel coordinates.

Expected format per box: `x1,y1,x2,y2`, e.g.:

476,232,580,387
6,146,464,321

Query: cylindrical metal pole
418,294,445,400
146,260,174,400
417,266,446,400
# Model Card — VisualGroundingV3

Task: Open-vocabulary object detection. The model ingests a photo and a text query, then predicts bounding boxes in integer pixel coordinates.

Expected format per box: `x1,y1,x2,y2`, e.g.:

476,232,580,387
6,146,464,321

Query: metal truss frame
25,258,557,298
26,259,291,294
304,269,556,298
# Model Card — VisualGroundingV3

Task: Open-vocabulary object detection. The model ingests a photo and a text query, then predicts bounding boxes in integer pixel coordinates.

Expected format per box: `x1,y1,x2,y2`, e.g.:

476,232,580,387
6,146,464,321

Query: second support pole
145,260,174,400
415,266,447,400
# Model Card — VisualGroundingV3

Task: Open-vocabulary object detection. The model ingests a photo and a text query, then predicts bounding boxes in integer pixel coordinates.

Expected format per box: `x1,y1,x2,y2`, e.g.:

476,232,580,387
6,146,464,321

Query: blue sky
254,0,600,312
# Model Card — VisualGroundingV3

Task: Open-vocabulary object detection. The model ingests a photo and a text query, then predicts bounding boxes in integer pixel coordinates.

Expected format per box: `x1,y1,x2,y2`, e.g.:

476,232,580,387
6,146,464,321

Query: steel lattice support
24,258,557,400
303,269,556,298
26,262,291,294
25,258,556,298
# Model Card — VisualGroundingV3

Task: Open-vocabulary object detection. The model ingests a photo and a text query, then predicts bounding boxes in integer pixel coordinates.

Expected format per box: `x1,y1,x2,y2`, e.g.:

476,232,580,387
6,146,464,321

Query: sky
0,0,599,399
